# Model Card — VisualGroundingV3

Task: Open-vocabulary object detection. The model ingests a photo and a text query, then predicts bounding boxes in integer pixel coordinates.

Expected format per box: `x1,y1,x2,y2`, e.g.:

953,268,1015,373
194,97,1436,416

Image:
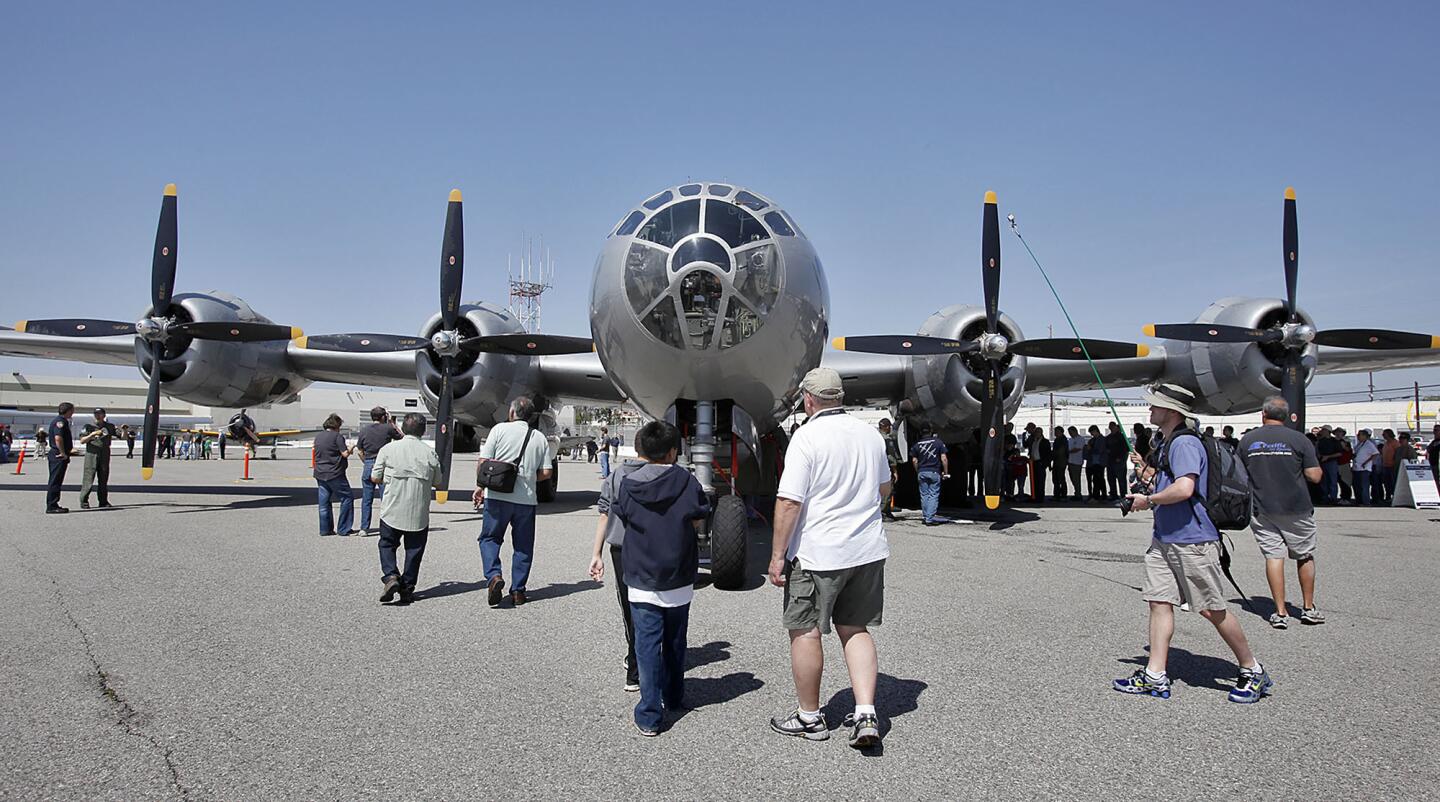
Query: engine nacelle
1163,297,1318,415
906,304,1027,437
414,300,540,429
134,291,310,407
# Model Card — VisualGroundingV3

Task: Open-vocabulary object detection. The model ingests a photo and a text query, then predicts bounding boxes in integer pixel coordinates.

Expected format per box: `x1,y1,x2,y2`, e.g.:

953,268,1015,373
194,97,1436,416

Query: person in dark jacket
1105,422,1128,500
588,433,649,693
613,421,710,736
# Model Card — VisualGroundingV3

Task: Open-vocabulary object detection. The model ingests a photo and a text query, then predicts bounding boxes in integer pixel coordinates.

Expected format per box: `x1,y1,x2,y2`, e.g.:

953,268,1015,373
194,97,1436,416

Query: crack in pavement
11,544,191,800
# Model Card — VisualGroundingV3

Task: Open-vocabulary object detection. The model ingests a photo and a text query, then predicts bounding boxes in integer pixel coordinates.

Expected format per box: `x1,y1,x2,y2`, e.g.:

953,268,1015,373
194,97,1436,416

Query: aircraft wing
1022,349,1171,394
1311,346,1440,375
822,350,908,406
284,344,419,389
0,331,136,367
536,352,627,405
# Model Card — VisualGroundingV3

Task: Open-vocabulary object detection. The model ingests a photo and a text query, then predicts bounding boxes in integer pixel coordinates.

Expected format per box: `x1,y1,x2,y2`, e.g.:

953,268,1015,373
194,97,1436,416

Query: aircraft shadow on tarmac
410,579,601,605
1118,648,1235,692
820,673,929,756
0,483,315,512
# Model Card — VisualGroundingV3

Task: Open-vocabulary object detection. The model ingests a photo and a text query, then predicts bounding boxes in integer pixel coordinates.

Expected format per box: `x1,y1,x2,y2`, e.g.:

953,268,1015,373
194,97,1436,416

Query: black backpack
1159,427,1253,531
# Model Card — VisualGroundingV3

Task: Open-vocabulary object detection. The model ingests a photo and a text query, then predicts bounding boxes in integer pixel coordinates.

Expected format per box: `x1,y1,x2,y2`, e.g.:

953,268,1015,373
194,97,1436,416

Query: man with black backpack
1238,397,1324,629
1115,383,1273,704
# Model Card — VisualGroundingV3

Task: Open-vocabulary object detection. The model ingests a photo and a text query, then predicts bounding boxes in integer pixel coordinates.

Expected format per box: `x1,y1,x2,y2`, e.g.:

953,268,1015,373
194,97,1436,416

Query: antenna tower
508,234,554,333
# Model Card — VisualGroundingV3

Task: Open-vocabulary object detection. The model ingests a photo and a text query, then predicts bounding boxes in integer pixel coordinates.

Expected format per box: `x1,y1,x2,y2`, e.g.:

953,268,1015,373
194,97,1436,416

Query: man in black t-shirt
1239,397,1324,628
354,407,402,534
79,408,118,509
313,414,356,536
1315,426,1343,504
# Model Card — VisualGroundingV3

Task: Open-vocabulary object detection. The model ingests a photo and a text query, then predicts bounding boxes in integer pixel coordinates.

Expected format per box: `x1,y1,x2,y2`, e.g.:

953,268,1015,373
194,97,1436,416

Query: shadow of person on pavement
683,641,732,671
1118,646,1237,692
818,672,928,756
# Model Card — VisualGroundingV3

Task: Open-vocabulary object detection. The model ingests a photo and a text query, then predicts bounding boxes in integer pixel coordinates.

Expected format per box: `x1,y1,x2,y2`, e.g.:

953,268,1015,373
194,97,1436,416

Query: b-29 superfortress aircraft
4,182,1438,588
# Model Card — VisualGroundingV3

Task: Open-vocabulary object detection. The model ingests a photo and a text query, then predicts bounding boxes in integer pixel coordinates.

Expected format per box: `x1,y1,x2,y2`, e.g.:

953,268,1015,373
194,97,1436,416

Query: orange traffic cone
241,449,254,481
12,442,26,475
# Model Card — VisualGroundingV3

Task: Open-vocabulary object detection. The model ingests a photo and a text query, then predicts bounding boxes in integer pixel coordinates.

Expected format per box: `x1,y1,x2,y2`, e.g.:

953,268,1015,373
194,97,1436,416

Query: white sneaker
1300,607,1326,625
1268,612,1289,629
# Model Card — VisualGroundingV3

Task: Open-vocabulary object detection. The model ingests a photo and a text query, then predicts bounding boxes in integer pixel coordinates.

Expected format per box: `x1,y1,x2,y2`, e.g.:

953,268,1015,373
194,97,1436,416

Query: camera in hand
1119,480,1149,516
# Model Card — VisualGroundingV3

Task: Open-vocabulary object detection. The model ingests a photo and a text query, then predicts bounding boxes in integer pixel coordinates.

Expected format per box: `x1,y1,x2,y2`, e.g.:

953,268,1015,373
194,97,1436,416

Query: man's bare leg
1147,601,1174,675
1200,608,1257,667
835,625,877,707
788,628,824,712
1264,558,1288,616
1296,557,1317,609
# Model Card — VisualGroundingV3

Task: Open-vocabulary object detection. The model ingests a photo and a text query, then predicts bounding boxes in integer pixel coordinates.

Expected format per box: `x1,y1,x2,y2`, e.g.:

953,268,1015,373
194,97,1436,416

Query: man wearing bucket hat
1115,383,1273,704
769,367,892,749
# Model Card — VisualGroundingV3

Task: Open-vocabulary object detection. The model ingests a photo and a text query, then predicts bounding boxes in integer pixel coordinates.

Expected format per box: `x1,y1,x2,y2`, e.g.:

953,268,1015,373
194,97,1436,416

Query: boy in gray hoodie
589,434,649,692
612,421,710,736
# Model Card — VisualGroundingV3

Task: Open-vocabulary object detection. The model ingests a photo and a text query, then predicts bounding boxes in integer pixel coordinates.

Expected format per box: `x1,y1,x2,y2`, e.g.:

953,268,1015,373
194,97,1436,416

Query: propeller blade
140,341,163,480
1141,323,1282,344
1283,187,1298,322
1008,338,1151,360
173,321,302,342
440,189,464,332
152,184,178,318
982,190,1001,334
1313,329,1440,350
292,333,429,352
829,335,978,356
1280,348,1305,431
13,319,137,337
980,362,1005,511
434,356,455,503
460,333,595,356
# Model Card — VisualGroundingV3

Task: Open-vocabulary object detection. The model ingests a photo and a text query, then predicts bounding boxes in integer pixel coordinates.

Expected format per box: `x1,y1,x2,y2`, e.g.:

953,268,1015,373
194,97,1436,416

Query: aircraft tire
709,495,748,591
538,457,558,503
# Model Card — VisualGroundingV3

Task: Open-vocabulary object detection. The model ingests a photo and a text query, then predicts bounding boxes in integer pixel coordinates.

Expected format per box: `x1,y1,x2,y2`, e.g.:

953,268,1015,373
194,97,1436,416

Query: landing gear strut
690,400,747,590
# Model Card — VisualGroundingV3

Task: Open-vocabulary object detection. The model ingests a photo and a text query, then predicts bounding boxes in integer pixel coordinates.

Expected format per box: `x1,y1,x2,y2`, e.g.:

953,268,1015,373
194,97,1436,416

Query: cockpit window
678,270,725,349
638,199,700,248
678,183,702,196
643,190,674,210
733,190,768,211
732,243,780,315
708,184,732,196
763,211,795,237
781,210,806,239
625,243,684,349
615,210,645,237
705,200,768,248
718,299,762,350
673,237,732,272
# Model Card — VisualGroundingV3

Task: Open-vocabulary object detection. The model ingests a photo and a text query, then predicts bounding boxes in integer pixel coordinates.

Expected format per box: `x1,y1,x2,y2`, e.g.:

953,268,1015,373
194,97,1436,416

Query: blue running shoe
1228,667,1273,704
1114,668,1171,699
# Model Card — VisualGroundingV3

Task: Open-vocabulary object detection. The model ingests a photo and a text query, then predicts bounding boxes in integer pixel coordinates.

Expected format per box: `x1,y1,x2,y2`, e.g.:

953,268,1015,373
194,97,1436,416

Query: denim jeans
1353,470,1371,506
378,521,428,588
630,601,689,731
316,476,355,534
479,498,537,592
359,458,382,530
1320,461,1339,501
918,470,942,522
599,451,611,478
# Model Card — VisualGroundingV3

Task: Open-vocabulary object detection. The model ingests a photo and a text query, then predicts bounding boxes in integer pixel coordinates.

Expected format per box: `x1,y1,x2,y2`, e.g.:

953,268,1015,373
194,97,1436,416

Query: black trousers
1108,462,1126,498
1051,463,1068,498
1030,461,1046,502
46,457,68,509
612,545,639,684
377,521,429,589
1087,466,1105,500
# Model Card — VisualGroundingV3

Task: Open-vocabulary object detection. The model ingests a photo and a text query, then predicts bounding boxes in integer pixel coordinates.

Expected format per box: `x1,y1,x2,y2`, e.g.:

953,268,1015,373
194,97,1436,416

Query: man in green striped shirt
369,413,444,605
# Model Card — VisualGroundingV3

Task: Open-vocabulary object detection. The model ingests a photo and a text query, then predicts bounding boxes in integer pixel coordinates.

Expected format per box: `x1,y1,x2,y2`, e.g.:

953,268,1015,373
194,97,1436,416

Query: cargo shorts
1142,538,1229,612
782,558,885,634
1250,510,1317,561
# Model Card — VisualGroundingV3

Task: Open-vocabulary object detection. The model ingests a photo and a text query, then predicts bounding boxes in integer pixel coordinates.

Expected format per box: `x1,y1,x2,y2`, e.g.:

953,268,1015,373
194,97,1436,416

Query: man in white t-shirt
768,367,891,750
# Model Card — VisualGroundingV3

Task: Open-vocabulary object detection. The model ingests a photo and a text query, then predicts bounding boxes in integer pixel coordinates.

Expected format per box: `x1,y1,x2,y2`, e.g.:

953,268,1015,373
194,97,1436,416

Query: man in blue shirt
1115,383,1273,704
908,423,949,525
45,402,76,513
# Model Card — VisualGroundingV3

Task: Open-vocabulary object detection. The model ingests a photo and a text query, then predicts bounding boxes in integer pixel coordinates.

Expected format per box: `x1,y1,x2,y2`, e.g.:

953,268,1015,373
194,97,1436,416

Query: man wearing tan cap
768,367,891,749
1118,383,1273,704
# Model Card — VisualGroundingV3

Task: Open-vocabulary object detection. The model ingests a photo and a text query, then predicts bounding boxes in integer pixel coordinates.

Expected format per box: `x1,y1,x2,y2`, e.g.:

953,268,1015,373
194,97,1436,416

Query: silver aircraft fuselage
589,183,829,431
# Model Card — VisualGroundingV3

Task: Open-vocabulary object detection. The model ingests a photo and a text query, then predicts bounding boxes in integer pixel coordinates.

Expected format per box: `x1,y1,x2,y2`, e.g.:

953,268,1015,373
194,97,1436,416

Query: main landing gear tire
537,457,558,503
709,495,748,591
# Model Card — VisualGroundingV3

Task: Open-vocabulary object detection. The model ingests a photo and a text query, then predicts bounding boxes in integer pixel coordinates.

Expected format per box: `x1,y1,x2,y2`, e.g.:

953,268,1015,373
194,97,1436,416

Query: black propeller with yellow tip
14,184,302,479
832,191,1150,511
295,189,595,501
1142,188,1440,431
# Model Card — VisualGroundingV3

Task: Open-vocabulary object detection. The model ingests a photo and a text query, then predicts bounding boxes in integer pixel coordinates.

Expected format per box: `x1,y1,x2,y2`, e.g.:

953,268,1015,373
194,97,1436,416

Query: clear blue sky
3,2,1437,405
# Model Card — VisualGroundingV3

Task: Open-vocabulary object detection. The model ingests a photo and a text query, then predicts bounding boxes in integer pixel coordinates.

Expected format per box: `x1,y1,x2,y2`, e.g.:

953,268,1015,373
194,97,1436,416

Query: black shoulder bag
476,426,537,493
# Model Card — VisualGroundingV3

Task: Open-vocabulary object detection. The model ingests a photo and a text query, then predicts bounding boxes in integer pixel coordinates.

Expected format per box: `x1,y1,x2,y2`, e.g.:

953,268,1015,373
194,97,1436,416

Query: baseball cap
800,367,844,400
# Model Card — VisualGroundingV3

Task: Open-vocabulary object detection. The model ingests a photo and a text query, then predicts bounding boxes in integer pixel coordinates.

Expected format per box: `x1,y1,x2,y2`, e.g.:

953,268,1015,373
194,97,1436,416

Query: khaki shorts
1251,511,1317,560
1142,539,1229,612
782,558,885,634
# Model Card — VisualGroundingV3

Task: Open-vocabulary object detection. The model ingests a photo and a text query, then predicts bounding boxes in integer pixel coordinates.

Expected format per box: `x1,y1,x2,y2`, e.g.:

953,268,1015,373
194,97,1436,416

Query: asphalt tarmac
2,452,1438,800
